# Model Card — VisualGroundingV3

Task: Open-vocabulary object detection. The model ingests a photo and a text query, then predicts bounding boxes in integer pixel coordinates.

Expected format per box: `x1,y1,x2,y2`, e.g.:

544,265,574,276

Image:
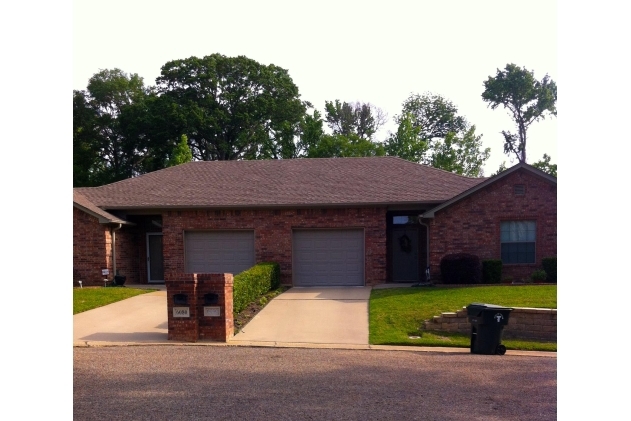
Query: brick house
73,157,557,287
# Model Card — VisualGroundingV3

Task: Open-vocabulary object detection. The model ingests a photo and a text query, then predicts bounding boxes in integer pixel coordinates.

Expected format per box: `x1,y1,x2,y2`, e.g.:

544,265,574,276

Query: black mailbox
204,293,219,306
173,294,188,305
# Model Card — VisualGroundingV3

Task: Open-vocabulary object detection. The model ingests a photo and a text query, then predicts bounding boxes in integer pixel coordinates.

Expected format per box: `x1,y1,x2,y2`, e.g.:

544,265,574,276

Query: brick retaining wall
424,306,557,341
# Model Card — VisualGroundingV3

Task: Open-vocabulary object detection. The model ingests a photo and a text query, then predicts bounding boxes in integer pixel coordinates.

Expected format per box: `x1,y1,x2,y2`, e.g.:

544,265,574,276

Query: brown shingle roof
74,157,487,210
73,190,129,223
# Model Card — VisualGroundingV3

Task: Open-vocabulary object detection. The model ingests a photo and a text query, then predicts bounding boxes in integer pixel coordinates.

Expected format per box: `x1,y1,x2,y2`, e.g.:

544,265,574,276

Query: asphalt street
74,346,556,420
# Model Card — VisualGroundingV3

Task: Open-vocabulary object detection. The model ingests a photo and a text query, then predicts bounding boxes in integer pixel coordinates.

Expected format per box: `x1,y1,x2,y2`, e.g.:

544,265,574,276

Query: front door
392,226,419,282
147,233,164,283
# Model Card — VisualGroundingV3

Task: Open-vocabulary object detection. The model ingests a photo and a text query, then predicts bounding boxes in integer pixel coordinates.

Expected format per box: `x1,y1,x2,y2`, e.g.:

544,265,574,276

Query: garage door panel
293,230,364,286
185,231,255,275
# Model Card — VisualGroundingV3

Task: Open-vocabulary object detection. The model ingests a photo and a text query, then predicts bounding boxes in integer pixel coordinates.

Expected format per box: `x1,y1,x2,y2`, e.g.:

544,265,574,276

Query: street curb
73,340,556,358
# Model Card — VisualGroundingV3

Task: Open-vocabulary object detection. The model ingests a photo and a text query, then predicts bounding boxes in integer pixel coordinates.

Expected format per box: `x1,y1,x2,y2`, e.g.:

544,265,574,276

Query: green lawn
73,287,157,315
369,285,557,352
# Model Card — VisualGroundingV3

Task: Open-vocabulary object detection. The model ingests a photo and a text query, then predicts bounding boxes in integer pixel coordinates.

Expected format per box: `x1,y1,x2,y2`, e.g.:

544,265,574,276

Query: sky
73,0,557,175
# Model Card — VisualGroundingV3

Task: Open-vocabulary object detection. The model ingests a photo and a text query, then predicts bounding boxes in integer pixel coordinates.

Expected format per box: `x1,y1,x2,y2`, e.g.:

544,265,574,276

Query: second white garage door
292,229,364,286
185,231,255,275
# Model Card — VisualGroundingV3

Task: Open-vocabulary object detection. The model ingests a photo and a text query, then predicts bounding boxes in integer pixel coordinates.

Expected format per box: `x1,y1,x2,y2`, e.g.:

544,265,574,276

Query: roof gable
421,162,557,218
73,191,130,224
75,157,487,210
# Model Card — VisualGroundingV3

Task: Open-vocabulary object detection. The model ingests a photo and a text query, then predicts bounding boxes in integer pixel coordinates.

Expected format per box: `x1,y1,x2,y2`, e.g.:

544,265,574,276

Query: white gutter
111,224,123,276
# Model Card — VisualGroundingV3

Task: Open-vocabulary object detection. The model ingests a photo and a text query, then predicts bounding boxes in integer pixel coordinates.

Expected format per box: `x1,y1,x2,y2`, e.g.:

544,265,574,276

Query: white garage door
293,229,364,286
185,231,255,275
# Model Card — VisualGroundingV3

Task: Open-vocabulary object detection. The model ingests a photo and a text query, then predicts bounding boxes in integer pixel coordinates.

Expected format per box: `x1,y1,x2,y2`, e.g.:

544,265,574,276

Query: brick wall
161,207,388,286
165,273,234,342
429,169,557,282
73,207,111,286
115,227,140,284
424,306,557,341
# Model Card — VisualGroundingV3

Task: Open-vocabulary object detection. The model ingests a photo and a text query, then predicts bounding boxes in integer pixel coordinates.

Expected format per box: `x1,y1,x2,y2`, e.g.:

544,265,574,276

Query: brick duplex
72,158,557,286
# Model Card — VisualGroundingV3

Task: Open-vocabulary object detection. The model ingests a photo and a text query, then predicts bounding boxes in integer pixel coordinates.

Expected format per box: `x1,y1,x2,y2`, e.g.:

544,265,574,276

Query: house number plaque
204,306,221,317
173,307,190,317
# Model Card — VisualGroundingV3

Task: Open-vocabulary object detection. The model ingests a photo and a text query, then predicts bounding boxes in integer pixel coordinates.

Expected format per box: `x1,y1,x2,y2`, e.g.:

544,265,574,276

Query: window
392,216,419,225
501,221,536,264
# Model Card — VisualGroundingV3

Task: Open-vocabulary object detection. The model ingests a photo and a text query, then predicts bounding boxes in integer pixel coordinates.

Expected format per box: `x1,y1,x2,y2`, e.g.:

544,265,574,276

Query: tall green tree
399,92,468,142
383,112,427,163
156,54,306,161
324,100,387,141
165,135,193,167
491,161,508,177
482,63,557,163
73,69,151,186
73,89,104,186
298,109,325,156
386,93,490,176
305,134,384,158
430,126,490,176
299,106,385,158
532,153,557,177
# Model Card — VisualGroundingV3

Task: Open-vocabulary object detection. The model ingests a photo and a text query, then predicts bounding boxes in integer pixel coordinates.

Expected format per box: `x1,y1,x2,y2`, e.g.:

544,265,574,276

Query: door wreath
398,234,412,253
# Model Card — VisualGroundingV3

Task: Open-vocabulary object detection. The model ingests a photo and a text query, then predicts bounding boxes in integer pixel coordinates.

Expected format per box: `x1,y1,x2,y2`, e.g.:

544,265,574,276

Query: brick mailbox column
165,275,199,342
166,273,234,343
197,273,234,342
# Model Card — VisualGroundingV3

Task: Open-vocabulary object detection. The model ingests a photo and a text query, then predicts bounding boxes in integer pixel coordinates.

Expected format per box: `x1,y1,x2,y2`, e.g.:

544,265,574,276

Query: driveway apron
231,287,371,345
73,290,168,345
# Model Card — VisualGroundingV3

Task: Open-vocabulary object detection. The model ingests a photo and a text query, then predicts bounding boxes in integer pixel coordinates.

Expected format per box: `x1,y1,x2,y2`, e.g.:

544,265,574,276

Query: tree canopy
399,92,468,142
297,101,387,158
73,69,151,186
482,63,557,163
384,93,489,176
73,56,309,186
532,153,557,177
74,55,557,187
156,54,307,161
324,100,387,141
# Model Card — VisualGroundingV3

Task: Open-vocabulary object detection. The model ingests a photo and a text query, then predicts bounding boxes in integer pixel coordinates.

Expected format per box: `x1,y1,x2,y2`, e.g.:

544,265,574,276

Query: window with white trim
500,221,536,264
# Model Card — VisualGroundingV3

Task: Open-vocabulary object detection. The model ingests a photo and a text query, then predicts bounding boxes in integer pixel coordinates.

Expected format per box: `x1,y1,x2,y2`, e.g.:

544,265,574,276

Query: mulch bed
234,287,289,333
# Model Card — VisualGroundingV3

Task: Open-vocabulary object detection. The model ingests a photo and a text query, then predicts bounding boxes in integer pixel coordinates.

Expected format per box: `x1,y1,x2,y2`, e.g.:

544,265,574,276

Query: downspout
418,217,430,282
111,224,123,276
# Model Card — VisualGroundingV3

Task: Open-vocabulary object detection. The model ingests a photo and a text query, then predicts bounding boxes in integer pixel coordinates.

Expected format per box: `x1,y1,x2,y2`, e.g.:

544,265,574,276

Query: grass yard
73,287,157,315
369,285,557,352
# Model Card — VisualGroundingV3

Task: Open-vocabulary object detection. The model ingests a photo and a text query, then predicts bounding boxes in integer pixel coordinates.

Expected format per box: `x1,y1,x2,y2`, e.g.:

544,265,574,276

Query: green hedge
482,260,503,284
439,253,481,284
233,262,281,313
542,257,557,283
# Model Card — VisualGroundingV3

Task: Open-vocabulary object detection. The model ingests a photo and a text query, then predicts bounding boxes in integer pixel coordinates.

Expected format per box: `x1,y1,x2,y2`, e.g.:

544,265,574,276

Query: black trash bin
114,275,127,286
466,303,513,355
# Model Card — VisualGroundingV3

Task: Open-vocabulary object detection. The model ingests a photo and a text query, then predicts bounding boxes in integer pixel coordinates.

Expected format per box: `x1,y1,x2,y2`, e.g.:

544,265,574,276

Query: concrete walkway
231,287,371,345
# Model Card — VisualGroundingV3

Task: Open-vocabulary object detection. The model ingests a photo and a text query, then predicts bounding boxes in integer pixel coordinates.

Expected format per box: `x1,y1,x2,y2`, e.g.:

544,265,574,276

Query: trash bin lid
467,302,513,317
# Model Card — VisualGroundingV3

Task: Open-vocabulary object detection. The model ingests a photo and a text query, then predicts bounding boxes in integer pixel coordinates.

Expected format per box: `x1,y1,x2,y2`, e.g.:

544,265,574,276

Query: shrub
531,269,547,282
439,253,481,284
542,257,557,283
233,262,281,313
482,260,503,284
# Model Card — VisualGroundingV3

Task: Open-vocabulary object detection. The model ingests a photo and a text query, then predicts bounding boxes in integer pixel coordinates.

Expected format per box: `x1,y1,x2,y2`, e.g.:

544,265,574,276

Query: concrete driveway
231,287,371,346
73,289,168,345
73,286,370,346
